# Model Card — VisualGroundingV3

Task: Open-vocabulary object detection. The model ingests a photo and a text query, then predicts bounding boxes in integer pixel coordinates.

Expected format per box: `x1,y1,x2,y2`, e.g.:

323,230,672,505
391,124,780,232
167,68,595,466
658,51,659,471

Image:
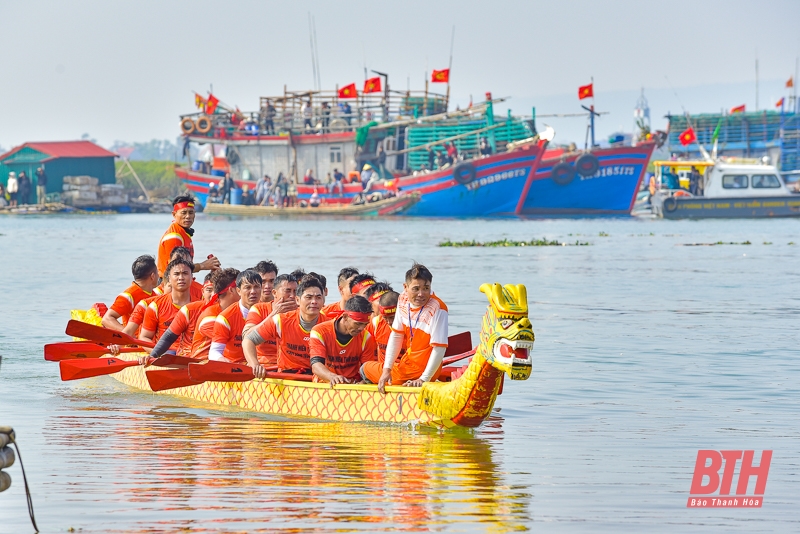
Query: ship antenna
308,13,318,91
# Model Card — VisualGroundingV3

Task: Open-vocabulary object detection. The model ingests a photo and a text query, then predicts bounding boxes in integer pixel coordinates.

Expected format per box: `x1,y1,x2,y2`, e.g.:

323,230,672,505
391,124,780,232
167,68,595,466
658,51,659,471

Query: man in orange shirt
364,282,392,315
169,246,211,302
309,296,376,386
139,258,194,356
102,255,159,331
189,268,239,360
146,272,213,359
367,290,406,364
242,274,298,367
243,276,326,378
254,260,278,304
321,267,358,315
209,270,262,363
362,263,448,393
156,195,220,278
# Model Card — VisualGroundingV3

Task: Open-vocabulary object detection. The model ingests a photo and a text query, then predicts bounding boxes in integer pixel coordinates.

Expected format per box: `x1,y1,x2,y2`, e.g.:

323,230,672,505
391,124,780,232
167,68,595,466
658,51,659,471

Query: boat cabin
654,159,794,199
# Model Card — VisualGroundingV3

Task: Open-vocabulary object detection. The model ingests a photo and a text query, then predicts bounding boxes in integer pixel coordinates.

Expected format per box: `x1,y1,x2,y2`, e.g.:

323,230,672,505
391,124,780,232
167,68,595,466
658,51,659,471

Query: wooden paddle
59,354,197,381
65,320,155,349
44,342,142,362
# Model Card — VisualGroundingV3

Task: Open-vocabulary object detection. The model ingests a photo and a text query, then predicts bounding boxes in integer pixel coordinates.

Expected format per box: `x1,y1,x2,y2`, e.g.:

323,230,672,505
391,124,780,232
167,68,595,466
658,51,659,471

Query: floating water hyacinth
438,238,590,247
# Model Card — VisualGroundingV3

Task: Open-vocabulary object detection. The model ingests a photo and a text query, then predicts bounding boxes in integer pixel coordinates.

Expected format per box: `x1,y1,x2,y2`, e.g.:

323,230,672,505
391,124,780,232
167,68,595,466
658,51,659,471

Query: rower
253,260,278,303
146,272,213,359
101,255,159,331
139,258,194,356
243,275,326,378
190,268,240,360
349,273,376,297
170,246,207,302
368,290,406,364
309,295,377,386
122,279,170,337
156,195,220,278
321,267,359,315
364,282,392,315
201,274,214,303
209,270,262,363
242,274,298,367
361,263,448,393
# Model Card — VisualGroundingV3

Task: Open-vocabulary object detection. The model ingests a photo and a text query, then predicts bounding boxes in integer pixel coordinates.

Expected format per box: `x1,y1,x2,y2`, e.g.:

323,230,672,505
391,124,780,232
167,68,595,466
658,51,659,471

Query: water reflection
43,392,531,532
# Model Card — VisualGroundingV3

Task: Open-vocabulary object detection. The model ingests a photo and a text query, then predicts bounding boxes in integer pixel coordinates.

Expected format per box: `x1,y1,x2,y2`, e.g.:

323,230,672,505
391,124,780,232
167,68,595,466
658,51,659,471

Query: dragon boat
95,283,534,429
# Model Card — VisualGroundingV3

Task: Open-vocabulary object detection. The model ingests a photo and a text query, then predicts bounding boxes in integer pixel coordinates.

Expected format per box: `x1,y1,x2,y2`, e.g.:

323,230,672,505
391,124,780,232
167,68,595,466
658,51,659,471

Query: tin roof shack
0,141,116,202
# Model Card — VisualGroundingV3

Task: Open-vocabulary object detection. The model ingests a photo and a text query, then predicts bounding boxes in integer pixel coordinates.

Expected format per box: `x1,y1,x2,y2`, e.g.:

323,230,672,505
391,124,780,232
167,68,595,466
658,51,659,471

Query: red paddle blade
59,357,140,381
147,354,198,368
444,331,473,357
65,320,155,349
145,368,203,392
45,342,141,362
188,360,255,382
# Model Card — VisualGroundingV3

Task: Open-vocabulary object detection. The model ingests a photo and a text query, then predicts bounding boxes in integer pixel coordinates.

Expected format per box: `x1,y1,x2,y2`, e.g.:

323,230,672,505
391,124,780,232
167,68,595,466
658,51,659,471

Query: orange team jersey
109,282,152,325
168,301,206,357
389,293,448,379
156,221,194,277
245,301,277,366
212,302,249,364
309,319,377,381
321,301,343,316
127,294,161,336
368,315,407,365
190,280,204,302
191,302,220,359
256,310,331,372
141,293,185,350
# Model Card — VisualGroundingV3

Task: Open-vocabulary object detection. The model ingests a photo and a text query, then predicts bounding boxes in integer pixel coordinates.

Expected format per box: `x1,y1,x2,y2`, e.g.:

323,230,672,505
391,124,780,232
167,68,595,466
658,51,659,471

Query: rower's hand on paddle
328,374,351,388
252,364,269,379
107,344,121,356
403,379,424,388
272,296,297,315
377,368,392,394
137,353,150,365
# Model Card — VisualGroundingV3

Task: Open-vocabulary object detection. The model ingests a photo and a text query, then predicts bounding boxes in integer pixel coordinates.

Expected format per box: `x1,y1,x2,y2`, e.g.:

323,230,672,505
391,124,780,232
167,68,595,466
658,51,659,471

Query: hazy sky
1,0,798,150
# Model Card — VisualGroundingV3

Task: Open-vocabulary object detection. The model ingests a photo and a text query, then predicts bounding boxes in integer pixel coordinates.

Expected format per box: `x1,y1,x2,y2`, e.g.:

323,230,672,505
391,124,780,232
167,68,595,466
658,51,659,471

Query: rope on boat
0,427,39,532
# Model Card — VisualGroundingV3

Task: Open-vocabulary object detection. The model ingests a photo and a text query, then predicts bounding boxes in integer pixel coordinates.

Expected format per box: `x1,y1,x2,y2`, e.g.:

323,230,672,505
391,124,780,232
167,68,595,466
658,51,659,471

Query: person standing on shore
156,195,220,278
6,172,18,207
18,171,30,205
35,167,48,205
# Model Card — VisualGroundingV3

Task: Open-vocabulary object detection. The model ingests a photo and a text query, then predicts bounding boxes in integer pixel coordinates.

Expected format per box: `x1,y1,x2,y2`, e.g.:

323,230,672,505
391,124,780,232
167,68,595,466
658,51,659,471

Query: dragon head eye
500,319,514,329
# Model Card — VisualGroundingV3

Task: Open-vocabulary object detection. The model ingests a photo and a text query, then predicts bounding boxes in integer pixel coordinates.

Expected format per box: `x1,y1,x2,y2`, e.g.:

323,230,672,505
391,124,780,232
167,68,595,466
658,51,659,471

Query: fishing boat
650,158,800,218
204,191,419,217
72,283,535,429
516,143,656,216
177,89,550,217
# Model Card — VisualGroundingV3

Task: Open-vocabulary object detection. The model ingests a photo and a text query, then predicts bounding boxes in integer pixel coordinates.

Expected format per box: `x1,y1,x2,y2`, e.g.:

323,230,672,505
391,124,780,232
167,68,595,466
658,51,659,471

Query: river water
0,213,798,533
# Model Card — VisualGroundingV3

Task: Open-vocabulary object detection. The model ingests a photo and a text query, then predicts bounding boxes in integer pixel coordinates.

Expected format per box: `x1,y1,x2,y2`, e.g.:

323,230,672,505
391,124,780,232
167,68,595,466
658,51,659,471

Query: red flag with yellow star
364,77,382,94
776,97,785,108
679,127,696,146
578,83,593,100
338,83,357,99
205,94,219,115
730,104,745,114
431,69,450,83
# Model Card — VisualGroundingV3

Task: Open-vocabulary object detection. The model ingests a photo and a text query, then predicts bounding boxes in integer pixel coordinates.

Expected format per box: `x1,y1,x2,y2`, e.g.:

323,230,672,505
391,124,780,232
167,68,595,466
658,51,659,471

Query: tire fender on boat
663,196,678,212
195,116,212,134
575,153,600,177
551,162,576,185
180,118,195,135
453,162,477,185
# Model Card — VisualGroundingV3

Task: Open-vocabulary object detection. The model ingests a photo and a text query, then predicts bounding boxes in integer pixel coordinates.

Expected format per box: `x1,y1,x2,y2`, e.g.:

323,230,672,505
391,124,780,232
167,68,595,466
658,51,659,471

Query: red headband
329,309,371,323
203,281,213,288
201,281,237,310
352,279,375,294
173,201,195,212
379,305,397,316
368,290,388,302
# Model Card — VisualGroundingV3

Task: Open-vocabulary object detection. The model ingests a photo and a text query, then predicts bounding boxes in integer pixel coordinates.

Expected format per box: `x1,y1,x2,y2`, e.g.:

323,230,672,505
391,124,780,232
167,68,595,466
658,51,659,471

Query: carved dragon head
477,283,534,380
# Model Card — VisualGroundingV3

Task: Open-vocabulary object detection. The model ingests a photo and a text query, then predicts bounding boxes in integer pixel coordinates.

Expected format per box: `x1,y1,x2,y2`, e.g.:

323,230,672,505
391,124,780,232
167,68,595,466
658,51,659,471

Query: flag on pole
364,77,382,94
776,97,785,108
194,93,206,109
730,104,745,114
679,127,696,146
205,94,220,115
578,83,593,100
711,119,722,143
787,77,794,88
431,69,450,83
338,83,357,99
